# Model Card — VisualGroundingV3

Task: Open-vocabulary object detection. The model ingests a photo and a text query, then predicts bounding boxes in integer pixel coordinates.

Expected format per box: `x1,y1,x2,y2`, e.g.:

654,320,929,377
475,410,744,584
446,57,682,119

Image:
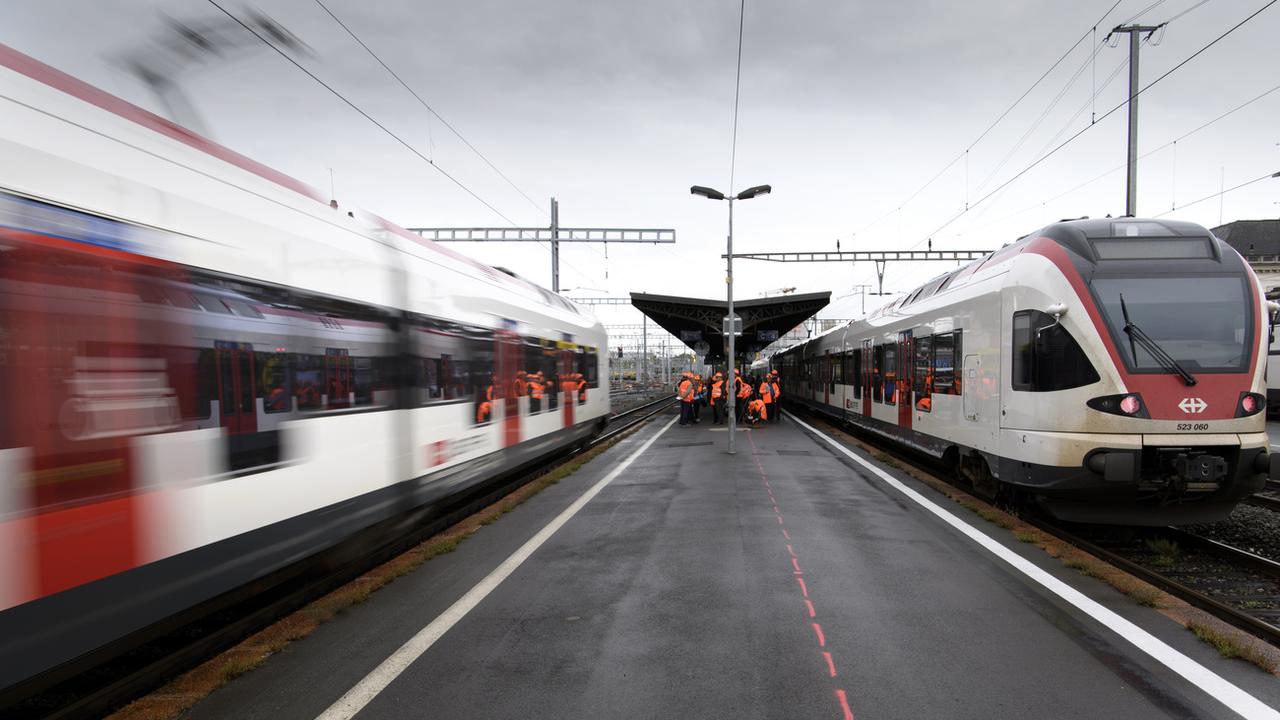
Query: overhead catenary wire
954,49,1132,236
1118,0,1167,25
312,0,548,220
852,0,1126,237
1153,170,1280,218
728,0,747,194
958,82,1280,235
207,0,599,287
919,0,1280,243
204,0,519,226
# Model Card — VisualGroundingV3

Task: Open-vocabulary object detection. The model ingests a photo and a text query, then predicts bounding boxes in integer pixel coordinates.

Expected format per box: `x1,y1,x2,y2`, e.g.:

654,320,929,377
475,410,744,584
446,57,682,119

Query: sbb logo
1178,397,1207,414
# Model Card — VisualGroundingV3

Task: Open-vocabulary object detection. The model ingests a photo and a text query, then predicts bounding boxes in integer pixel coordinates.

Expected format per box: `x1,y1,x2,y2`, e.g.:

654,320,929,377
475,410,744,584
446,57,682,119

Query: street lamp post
691,183,771,455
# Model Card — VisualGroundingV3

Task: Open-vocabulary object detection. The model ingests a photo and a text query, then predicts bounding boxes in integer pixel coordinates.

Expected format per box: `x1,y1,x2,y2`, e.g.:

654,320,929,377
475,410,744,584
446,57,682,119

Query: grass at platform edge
106,427,639,720
815,419,1280,676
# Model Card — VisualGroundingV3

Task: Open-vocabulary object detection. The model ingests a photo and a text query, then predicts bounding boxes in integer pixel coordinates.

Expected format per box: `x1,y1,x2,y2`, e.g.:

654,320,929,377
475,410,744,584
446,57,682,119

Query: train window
1011,310,1099,391
587,346,599,388
914,336,933,411
540,341,560,411
258,351,291,413
883,344,897,405
293,354,324,410
933,331,961,395
1012,313,1033,390
194,293,233,315
353,356,375,405
167,291,202,310
470,336,495,406
196,349,216,418
832,353,844,385
225,299,264,319
424,358,443,400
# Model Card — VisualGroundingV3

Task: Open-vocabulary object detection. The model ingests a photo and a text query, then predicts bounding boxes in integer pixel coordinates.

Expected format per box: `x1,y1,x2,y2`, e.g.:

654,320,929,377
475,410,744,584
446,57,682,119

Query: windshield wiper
1119,293,1197,386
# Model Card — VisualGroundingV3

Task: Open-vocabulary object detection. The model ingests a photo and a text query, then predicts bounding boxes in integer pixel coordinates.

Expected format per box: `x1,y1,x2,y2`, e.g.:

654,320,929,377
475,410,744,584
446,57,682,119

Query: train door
496,329,521,446
561,344,575,428
963,354,981,421
325,348,352,409
823,351,831,406
897,330,913,430
215,342,257,435
861,340,872,416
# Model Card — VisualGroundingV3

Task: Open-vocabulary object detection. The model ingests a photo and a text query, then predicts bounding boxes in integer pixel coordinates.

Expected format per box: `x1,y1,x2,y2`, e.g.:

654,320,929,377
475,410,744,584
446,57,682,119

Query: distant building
1212,219,1280,297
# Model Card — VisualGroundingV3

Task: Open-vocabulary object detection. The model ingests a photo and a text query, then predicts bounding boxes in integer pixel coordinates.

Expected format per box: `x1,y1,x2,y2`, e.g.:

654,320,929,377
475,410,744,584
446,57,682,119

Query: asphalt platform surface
186,409,1280,719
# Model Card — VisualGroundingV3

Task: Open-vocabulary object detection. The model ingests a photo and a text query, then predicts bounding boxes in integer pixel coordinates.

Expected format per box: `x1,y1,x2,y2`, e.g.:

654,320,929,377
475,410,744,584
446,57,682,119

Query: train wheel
959,453,998,501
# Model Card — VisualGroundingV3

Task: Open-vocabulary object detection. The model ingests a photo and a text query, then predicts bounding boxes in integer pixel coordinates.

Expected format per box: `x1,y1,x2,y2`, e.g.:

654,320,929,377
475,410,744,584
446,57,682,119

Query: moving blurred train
0,44,609,694
776,217,1279,526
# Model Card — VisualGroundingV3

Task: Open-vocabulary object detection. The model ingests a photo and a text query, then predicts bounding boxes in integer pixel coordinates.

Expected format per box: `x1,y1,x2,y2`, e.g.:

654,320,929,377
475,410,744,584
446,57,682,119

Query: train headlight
1119,395,1141,415
1237,392,1265,417
1087,393,1149,418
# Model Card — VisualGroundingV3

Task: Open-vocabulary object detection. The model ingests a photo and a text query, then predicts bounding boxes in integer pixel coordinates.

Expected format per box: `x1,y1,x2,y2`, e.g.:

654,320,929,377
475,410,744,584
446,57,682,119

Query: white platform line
315,416,678,720
789,415,1280,720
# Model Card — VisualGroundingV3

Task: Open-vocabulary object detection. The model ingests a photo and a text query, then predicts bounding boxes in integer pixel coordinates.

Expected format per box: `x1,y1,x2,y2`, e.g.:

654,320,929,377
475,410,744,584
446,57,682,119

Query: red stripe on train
1025,237,1259,421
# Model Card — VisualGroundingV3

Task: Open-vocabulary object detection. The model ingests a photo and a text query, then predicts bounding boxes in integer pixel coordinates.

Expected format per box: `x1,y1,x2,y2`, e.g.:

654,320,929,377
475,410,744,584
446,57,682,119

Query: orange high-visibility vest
771,380,781,399
529,380,544,399
678,379,694,402
477,401,492,423
737,382,752,399
759,381,773,403
711,380,723,400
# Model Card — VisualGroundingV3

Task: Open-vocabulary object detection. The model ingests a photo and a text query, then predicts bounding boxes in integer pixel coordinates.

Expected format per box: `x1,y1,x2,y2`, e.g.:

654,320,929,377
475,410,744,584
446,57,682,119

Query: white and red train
0,45,609,694
776,218,1278,526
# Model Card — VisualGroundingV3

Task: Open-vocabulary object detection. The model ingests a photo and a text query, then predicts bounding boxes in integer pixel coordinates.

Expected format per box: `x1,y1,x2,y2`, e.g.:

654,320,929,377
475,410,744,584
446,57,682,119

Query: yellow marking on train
29,458,125,486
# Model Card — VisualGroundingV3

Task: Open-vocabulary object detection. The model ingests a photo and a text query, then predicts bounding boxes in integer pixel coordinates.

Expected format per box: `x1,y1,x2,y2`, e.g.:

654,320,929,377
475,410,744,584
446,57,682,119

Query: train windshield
1090,275,1252,373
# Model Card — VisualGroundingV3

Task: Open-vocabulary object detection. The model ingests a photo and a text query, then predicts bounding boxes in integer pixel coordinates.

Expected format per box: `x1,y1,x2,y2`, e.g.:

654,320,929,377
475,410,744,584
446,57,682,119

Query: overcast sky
4,0,1278,339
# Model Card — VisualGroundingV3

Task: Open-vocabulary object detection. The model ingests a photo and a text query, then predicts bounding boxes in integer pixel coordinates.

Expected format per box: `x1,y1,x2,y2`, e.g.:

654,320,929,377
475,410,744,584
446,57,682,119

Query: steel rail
1032,520,1280,646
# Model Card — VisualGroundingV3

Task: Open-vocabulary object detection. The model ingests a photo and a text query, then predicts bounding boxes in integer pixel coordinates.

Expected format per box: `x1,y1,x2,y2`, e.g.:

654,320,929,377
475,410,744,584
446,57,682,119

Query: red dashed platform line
748,432,854,720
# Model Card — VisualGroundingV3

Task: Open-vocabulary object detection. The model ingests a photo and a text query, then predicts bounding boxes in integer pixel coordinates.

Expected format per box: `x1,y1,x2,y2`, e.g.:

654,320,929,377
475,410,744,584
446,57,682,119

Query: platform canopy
630,291,831,364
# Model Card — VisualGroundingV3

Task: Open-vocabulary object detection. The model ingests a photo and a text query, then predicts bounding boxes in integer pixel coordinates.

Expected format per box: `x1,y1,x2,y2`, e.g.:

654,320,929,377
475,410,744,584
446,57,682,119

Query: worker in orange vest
512,370,528,400
577,373,589,404
528,371,544,414
745,396,767,426
735,370,753,422
477,399,492,424
769,370,782,424
709,372,725,424
677,371,695,426
758,375,774,426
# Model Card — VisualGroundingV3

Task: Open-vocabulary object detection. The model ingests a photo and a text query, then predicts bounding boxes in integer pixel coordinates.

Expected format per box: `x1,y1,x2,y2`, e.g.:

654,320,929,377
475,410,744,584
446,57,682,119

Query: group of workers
476,371,590,424
677,368,782,428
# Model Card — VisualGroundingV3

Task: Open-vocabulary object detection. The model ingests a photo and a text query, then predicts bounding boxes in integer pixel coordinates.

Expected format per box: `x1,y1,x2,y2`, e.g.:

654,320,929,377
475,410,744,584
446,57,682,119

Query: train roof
0,43,591,325
866,217,1216,320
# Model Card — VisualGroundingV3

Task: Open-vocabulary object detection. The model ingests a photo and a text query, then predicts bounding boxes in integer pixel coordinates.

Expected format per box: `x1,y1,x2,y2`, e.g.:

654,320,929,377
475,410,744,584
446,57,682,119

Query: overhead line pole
1110,24,1164,216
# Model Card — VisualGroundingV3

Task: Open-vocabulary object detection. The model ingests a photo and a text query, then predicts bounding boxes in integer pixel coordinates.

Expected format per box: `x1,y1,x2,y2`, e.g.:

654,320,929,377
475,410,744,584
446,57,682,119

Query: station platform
186,410,1280,720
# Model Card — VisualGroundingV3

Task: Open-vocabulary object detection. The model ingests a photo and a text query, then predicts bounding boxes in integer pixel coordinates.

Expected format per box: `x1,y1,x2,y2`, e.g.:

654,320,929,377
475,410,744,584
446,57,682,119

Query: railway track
1246,480,1280,513
1037,523,1280,646
791,403,1280,649
6,396,675,720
